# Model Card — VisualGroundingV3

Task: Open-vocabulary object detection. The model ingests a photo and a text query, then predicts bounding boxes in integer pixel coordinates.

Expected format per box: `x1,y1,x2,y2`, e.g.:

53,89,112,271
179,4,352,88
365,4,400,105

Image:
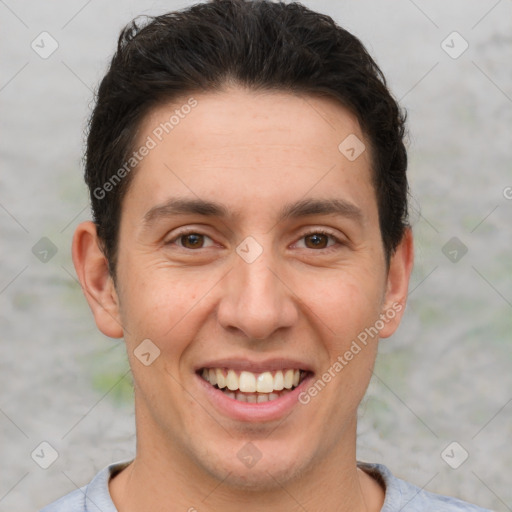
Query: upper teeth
202,368,302,393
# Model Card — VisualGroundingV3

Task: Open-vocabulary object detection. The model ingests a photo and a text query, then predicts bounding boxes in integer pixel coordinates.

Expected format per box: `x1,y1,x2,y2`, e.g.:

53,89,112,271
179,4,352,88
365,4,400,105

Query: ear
379,227,414,339
71,221,124,338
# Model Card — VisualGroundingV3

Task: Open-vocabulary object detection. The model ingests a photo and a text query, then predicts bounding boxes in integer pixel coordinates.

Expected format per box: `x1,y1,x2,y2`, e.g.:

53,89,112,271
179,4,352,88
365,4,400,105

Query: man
41,0,491,510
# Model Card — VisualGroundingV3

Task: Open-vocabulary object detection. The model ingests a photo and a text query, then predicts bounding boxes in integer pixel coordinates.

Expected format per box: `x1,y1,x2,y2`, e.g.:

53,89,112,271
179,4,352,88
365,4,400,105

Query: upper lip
195,358,314,374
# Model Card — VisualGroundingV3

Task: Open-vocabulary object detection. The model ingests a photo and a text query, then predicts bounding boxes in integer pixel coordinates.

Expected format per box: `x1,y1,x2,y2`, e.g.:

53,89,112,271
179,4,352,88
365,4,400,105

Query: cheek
293,268,383,405
294,267,384,343
117,261,222,352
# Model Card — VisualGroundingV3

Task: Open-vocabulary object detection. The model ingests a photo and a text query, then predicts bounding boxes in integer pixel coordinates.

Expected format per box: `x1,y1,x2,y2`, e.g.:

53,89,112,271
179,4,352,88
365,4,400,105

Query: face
77,87,412,490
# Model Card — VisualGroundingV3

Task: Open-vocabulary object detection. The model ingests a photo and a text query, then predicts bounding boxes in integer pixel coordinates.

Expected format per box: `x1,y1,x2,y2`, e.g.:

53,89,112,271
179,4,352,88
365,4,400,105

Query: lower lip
196,372,314,422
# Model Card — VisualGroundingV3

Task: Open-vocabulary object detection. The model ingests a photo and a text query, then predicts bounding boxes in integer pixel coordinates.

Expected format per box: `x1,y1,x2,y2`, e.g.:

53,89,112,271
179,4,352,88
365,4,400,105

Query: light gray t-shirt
40,460,493,511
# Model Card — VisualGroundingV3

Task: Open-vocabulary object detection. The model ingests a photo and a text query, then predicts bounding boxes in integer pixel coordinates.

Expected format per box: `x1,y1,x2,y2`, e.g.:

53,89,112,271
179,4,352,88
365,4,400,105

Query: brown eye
179,233,205,249
165,230,216,250
294,230,342,252
304,233,330,249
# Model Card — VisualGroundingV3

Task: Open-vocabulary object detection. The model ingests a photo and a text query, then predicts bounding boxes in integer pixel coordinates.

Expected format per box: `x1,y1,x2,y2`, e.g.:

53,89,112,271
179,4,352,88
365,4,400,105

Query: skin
72,86,414,512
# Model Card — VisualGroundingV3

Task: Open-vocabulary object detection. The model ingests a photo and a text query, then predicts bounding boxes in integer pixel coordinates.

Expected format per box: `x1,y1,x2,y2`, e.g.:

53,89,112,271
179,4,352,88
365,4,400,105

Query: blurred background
1,0,511,510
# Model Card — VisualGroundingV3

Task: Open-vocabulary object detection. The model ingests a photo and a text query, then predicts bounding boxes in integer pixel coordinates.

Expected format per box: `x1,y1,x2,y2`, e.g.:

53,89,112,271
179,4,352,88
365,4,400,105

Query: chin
213,462,304,492
195,440,312,492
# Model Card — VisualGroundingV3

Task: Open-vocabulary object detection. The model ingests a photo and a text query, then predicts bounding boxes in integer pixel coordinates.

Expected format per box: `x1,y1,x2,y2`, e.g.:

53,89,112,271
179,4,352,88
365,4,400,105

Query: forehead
126,87,376,223
138,87,364,158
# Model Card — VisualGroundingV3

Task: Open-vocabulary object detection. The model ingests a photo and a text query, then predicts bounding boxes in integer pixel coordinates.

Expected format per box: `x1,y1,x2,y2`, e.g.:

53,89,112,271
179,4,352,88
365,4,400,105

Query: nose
216,244,298,340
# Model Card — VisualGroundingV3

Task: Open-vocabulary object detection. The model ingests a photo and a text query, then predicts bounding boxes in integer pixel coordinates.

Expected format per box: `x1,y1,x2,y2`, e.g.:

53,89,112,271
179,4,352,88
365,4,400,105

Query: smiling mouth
199,368,309,403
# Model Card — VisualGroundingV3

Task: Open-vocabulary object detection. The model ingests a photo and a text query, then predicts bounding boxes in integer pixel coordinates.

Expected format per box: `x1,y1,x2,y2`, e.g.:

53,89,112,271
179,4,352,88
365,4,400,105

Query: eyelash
166,228,344,253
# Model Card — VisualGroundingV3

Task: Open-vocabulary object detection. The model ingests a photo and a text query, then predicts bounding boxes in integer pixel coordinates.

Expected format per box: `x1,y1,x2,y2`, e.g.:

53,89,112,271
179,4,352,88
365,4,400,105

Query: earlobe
379,227,414,339
71,221,124,339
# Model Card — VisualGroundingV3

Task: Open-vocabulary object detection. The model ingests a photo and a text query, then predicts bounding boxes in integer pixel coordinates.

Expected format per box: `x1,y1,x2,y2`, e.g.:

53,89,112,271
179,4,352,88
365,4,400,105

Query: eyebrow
143,197,363,225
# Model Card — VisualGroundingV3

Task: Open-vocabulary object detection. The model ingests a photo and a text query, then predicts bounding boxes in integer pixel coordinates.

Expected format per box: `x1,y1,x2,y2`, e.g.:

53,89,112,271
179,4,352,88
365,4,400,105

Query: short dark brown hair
85,0,409,275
